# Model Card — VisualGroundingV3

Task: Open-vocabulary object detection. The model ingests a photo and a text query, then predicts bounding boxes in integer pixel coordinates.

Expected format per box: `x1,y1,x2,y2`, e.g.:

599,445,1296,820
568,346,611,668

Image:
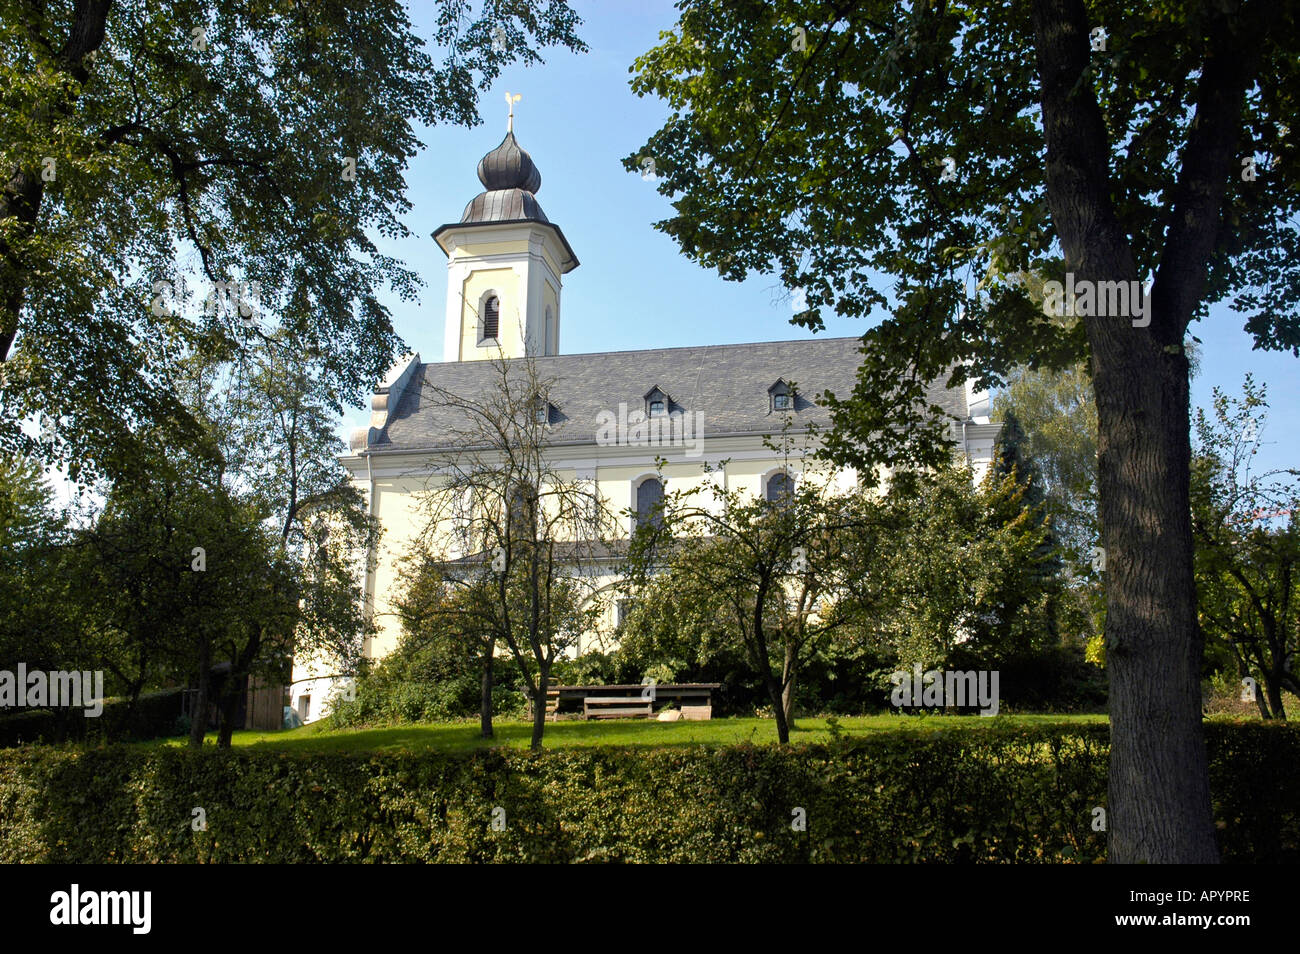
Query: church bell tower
432,99,579,362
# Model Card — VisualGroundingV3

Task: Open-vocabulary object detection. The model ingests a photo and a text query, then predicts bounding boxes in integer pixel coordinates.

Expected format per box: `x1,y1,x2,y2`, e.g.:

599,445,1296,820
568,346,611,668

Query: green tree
206,334,378,737
626,0,1298,862
69,353,375,747
992,367,1096,565
852,464,1065,679
406,354,615,751
0,0,585,480
991,363,1105,661
68,444,286,743
616,559,751,692
625,452,882,743
394,556,511,739
0,453,99,734
1191,378,1300,720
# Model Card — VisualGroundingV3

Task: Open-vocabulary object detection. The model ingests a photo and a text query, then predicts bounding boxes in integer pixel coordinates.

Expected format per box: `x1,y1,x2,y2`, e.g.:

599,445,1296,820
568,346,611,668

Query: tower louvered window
483,296,499,339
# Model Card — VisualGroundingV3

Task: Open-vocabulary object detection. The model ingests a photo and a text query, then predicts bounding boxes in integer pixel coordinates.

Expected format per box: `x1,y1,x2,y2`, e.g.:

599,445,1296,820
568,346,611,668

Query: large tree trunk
480,637,495,739
1094,344,1218,863
1265,672,1285,722
1031,0,1252,863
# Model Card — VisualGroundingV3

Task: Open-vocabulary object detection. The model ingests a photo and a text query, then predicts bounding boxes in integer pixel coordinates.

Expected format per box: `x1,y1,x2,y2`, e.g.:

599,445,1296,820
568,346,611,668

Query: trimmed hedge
0,722,1293,863
0,688,186,748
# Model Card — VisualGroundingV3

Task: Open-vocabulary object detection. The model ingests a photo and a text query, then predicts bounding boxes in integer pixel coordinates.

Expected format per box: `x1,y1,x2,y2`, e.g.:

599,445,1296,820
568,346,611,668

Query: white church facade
289,126,1001,723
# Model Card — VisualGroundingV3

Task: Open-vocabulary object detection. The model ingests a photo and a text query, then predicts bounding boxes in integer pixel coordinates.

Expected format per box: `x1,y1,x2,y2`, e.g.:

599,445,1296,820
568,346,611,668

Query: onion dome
461,132,548,224
477,131,541,193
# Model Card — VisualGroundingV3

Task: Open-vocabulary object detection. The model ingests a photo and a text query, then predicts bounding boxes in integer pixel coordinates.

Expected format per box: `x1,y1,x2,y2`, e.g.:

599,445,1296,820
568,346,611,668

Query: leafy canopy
0,0,586,480
626,0,1299,473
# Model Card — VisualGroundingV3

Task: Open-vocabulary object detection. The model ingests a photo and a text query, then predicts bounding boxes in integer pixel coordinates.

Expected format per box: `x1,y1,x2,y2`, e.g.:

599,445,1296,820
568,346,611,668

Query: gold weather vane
505,92,521,132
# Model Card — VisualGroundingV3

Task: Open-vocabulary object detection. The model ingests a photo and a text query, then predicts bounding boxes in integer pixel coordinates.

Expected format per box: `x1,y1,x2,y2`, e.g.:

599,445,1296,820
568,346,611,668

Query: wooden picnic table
536,683,722,720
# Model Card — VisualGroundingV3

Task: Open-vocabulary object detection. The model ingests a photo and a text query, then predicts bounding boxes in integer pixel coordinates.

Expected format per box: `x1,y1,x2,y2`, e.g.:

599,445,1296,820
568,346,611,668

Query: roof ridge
424,335,864,368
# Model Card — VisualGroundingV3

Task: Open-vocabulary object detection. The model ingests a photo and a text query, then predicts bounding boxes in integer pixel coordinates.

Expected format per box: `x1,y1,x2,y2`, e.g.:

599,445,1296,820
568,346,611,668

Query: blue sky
355,0,1299,476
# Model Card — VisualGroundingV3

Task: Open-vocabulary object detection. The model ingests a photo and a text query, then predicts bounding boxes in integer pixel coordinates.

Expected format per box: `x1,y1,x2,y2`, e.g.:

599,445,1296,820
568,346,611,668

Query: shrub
553,651,619,686
0,688,185,748
330,648,525,729
0,722,1293,863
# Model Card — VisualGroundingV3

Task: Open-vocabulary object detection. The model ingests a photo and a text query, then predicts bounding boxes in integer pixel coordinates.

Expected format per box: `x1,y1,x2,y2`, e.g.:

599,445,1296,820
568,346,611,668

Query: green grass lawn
147,712,1108,754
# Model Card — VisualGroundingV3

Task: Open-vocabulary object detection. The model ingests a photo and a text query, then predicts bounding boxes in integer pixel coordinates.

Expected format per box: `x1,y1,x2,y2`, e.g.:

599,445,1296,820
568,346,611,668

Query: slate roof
367,336,972,454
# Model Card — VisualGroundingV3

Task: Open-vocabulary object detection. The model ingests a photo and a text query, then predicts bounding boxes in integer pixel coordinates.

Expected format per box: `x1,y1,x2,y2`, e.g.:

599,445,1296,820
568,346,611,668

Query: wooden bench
549,683,721,719
583,696,653,720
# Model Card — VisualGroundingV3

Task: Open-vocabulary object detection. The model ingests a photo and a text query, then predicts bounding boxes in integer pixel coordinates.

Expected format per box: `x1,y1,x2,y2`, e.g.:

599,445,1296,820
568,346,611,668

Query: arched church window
634,478,665,532
483,295,499,340
765,471,793,503
545,306,554,356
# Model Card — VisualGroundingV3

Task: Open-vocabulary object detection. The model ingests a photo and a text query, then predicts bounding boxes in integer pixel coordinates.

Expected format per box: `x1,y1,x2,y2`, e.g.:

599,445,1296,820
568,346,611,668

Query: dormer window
768,379,795,412
483,295,499,340
643,386,673,419
533,396,553,425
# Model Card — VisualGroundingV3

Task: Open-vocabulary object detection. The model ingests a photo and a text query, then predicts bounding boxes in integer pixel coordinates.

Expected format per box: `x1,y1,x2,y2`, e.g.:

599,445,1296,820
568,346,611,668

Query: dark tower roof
433,129,580,272
477,131,541,193
462,132,547,225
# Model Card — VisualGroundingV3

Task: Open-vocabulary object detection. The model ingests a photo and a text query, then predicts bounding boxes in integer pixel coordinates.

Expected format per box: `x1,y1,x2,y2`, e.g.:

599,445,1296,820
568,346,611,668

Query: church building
288,123,1001,723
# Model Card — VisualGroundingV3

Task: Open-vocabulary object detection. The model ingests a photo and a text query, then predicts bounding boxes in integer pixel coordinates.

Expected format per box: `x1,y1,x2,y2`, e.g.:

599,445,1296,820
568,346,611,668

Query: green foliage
1191,377,1300,718
552,651,620,687
991,363,1105,662
70,447,298,704
621,449,886,739
992,364,1097,565
852,464,1068,674
1,723,1293,862
620,457,1080,715
330,642,526,729
0,0,587,481
0,454,90,680
0,342,375,744
0,687,186,747
626,1,1299,473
